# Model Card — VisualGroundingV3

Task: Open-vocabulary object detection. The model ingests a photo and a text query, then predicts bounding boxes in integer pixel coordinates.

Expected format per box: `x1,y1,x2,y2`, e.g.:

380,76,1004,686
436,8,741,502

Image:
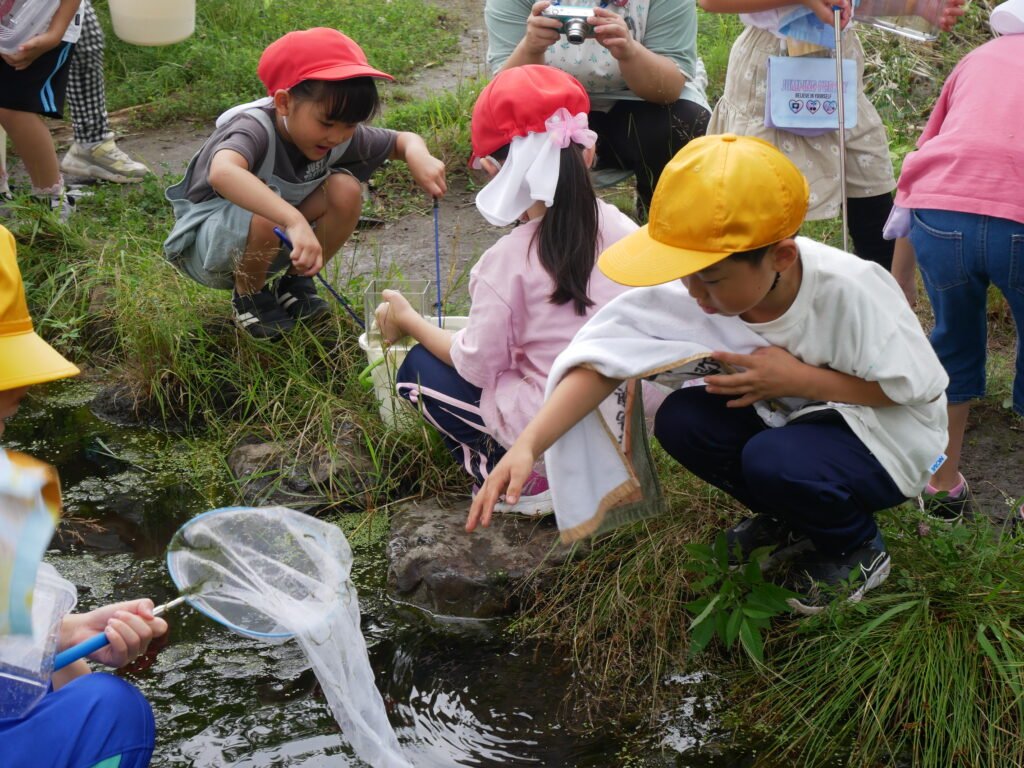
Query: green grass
738,512,1024,767
95,0,462,124
10,0,1023,762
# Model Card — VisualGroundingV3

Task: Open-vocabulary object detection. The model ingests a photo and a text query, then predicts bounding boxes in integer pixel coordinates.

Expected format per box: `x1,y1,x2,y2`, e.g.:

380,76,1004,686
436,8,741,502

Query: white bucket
359,316,468,429
108,0,195,46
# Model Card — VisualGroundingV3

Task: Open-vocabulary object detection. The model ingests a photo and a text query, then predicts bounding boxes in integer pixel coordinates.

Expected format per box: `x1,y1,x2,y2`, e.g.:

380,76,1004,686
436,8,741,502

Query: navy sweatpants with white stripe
396,345,505,486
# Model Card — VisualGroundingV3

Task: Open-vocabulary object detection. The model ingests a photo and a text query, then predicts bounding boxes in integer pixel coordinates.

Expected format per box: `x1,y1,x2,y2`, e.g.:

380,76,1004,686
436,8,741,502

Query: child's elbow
207,163,230,193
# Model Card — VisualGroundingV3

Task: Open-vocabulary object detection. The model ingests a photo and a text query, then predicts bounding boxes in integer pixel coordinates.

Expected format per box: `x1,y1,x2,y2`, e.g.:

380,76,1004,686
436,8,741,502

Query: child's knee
57,673,155,749
248,212,278,240
396,343,432,386
326,172,363,211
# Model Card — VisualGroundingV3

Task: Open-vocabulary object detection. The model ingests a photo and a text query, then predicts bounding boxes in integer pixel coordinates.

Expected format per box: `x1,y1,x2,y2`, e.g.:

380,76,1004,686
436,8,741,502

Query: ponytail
533,143,600,316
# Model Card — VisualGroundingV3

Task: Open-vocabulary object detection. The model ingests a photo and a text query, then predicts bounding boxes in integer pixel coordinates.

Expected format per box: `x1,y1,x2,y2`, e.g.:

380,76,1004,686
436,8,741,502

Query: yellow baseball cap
599,134,810,286
0,227,79,390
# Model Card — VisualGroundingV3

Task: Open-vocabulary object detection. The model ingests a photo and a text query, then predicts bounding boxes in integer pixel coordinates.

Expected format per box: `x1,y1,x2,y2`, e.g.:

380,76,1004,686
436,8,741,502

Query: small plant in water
684,534,800,663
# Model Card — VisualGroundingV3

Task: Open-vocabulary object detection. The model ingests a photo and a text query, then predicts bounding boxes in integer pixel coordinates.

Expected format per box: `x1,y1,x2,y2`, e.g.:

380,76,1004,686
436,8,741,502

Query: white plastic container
107,0,195,46
0,0,59,55
0,563,77,720
359,316,469,429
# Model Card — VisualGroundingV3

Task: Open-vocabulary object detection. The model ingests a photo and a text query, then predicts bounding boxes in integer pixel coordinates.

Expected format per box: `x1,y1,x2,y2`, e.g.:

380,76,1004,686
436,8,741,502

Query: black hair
537,143,600,315
289,77,381,123
487,142,599,315
727,231,800,266
727,243,773,266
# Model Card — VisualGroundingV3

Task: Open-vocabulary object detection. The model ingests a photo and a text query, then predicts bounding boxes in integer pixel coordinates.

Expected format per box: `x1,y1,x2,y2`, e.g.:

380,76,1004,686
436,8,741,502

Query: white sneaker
60,138,150,183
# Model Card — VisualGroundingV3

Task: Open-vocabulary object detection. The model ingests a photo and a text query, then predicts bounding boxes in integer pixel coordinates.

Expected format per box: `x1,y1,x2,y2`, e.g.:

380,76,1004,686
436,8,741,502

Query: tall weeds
741,515,1024,767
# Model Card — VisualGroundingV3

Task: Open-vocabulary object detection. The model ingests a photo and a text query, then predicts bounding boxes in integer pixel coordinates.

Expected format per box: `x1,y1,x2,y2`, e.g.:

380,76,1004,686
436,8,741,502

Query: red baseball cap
258,28,394,95
470,65,590,166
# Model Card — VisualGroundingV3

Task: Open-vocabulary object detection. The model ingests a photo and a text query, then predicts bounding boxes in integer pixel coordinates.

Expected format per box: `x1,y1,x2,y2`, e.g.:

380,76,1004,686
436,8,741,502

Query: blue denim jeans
909,209,1024,417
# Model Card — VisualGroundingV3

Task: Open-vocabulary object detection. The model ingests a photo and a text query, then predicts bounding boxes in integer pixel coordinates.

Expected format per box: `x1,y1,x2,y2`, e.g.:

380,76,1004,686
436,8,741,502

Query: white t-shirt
742,237,949,497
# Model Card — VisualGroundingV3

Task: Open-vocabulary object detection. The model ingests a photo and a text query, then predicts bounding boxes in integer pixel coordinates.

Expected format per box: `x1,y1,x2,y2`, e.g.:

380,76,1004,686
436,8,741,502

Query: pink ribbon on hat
545,108,597,150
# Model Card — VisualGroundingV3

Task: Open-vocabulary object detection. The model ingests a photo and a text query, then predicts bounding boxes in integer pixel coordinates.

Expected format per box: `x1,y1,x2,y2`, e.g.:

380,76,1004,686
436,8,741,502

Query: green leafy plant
684,534,800,663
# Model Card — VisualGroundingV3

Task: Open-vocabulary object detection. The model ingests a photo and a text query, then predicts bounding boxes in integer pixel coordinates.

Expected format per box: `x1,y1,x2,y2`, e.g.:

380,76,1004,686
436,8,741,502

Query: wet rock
90,379,153,427
388,497,583,619
227,426,376,512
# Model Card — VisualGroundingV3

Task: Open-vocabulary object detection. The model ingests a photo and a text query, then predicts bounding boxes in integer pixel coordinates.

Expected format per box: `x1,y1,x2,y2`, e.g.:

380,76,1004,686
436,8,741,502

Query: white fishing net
166,506,412,768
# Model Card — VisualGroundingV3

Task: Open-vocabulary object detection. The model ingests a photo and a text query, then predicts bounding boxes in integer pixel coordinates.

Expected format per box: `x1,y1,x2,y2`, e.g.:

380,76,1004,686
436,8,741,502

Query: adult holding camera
485,0,710,218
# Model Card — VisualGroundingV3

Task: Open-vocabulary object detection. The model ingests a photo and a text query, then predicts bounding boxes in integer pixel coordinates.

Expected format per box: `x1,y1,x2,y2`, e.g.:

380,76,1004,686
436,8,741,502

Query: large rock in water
227,426,375,512
388,497,582,619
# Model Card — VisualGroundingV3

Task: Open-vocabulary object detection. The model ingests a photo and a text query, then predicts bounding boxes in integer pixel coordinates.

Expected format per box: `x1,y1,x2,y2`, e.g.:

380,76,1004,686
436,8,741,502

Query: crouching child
469,134,949,615
163,27,446,340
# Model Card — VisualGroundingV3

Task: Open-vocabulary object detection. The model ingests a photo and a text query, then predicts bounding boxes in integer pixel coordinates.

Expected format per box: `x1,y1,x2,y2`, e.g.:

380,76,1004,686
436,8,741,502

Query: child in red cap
374,65,642,516
163,28,446,340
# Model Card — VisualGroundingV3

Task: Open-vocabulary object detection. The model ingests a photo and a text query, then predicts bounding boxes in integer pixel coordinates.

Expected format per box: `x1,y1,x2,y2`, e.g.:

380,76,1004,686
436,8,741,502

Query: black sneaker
784,530,891,616
918,476,974,523
273,274,330,321
232,288,295,340
725,514,814,569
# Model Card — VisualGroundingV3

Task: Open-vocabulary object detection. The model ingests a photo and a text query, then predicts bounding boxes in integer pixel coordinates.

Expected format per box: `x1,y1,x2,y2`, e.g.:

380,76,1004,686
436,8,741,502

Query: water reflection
8,381,742,767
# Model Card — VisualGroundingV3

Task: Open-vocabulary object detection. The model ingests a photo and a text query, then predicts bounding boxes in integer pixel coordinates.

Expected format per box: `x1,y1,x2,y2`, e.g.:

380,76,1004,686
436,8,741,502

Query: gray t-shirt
184,106,397,203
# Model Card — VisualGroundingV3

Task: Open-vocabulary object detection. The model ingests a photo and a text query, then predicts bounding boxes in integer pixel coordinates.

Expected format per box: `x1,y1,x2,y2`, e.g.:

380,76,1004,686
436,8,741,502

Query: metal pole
833,6,850,253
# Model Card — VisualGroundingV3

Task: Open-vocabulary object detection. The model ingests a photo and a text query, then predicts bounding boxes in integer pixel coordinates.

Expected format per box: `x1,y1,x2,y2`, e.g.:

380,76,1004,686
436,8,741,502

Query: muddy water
7,381,744,767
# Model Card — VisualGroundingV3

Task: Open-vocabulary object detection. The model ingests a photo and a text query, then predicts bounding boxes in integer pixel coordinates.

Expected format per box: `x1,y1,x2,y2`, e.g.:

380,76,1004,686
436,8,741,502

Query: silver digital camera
540,5,597,45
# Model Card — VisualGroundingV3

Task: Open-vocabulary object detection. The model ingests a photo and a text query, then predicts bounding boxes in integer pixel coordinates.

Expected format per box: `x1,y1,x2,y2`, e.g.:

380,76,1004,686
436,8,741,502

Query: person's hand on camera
590,6,637,60
522,0,563,55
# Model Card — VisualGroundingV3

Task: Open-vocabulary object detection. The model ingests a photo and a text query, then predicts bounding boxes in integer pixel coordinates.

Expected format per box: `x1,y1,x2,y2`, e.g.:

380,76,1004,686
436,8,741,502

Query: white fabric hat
474,108,597,227
992,0,1024,35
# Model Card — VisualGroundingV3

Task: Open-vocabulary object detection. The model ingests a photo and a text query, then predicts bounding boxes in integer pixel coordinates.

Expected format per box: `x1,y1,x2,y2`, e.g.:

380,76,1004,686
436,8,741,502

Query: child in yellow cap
469,134,949,615
0,225,168,766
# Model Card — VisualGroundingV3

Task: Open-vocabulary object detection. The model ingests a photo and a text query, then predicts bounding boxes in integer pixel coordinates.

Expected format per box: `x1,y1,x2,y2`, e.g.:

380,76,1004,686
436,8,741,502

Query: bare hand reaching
466,443,536,532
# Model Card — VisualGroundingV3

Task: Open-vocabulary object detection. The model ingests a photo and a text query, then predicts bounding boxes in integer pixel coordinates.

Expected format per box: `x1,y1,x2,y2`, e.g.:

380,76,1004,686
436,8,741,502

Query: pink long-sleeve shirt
894,35,1024,225
449,199,637,449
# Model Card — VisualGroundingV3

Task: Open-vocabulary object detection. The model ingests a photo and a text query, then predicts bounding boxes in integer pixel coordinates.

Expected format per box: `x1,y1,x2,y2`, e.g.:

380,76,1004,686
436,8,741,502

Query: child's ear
770,238,800,272
272,89,292,116
582,145,596,169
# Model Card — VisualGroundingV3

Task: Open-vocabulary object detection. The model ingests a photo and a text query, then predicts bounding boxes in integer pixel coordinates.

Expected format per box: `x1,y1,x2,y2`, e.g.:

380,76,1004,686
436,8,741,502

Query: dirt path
70,0,495,298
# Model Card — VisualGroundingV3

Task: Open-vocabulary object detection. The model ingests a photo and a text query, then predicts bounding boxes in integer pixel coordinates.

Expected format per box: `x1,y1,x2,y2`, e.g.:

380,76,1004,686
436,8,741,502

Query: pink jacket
450,199,637,448
895,34,1024,225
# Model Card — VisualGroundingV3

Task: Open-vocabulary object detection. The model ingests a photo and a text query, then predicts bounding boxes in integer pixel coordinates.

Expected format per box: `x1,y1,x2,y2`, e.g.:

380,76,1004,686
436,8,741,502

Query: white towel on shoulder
544,281,776,542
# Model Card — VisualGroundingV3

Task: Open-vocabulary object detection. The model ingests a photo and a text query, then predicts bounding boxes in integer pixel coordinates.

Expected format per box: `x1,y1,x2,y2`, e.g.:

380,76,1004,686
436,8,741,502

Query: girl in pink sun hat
375,65,645,517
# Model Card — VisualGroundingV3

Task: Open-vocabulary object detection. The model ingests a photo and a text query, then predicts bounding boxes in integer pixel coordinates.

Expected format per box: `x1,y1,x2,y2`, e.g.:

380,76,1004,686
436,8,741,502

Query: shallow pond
8,381,750,767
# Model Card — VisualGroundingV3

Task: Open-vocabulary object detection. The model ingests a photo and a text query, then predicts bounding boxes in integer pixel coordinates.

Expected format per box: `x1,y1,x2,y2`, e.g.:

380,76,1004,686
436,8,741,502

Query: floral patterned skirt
708,25,895,220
